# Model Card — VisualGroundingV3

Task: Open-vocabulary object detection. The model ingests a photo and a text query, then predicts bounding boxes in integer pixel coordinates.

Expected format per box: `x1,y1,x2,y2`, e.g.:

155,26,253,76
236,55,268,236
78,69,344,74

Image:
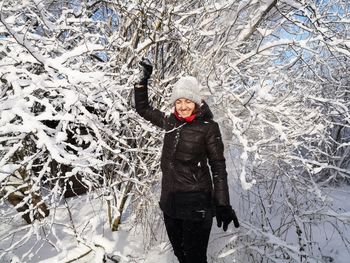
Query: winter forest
0,0,349,262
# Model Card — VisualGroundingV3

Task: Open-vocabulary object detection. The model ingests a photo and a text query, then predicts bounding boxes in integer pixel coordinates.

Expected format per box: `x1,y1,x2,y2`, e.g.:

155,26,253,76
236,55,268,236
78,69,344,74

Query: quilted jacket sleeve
134,84,165,129
205,122,230,206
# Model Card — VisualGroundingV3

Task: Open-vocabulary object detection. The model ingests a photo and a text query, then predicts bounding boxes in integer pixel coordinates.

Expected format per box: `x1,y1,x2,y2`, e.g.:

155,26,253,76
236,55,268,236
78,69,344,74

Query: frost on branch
0,0,349,262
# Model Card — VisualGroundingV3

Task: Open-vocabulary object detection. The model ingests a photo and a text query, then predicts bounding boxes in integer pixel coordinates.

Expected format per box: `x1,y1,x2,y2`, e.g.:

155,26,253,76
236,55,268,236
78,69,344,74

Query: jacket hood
197,101,213,120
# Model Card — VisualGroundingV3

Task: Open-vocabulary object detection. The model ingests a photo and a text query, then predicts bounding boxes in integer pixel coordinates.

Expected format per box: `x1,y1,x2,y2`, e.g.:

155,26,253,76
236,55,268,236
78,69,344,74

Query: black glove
216,205,240,231
138,57,153,85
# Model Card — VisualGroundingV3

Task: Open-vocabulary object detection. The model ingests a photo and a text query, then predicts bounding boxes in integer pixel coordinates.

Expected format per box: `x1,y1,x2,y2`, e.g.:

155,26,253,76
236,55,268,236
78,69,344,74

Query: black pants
164,213,213,263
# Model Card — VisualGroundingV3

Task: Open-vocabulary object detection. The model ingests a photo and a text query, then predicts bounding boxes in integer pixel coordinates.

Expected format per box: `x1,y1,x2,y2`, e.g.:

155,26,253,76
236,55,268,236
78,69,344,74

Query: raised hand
138,57,153,85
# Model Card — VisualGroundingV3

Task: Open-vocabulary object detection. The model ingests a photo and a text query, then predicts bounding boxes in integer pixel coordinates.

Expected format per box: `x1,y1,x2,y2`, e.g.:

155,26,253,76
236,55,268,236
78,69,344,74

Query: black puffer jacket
134,85,230,219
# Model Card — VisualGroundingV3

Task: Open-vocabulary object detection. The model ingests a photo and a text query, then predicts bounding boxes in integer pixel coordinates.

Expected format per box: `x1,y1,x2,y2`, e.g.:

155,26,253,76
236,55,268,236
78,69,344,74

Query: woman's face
175,98,196,118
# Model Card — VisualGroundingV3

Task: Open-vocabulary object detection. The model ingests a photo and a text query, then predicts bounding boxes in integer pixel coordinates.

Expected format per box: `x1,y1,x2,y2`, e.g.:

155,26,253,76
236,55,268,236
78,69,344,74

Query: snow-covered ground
0,192,241,263
315,186,350,263
1,184,350,263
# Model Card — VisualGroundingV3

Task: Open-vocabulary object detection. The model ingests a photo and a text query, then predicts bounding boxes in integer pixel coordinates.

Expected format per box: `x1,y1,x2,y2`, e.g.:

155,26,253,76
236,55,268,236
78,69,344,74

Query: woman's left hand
216,205,240,231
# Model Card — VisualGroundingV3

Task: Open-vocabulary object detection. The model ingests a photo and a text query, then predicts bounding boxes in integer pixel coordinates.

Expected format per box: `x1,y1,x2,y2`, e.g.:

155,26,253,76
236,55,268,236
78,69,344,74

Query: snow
0,164,20,182
1,0,350,262
3,183,350,262
0,194,223,262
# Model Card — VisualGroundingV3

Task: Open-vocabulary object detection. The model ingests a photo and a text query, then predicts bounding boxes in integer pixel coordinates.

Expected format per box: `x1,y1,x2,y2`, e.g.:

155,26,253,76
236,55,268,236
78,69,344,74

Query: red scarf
174,110,196,122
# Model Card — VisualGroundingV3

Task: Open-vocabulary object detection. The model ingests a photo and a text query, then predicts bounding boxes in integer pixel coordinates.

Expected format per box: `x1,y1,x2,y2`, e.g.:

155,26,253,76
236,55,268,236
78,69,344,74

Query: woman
134,58,239,263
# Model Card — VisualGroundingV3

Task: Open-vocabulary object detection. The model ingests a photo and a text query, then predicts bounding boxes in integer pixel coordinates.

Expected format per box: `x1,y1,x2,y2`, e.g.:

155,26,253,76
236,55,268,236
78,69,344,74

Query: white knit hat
170,76,202,105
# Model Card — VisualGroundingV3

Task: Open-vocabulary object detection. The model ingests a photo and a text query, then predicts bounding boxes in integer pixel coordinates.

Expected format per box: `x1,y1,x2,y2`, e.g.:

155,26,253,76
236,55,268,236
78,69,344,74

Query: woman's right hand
138,57,153,85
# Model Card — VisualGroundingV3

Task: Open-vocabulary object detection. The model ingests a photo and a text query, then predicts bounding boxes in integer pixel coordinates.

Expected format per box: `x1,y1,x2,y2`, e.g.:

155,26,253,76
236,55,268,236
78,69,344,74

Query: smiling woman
171,77,200,118
133,58,239,263
175,98,196,118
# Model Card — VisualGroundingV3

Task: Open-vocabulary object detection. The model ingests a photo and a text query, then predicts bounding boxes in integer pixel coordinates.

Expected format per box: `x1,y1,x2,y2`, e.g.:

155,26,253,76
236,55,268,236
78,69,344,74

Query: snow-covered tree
0,0,349,262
